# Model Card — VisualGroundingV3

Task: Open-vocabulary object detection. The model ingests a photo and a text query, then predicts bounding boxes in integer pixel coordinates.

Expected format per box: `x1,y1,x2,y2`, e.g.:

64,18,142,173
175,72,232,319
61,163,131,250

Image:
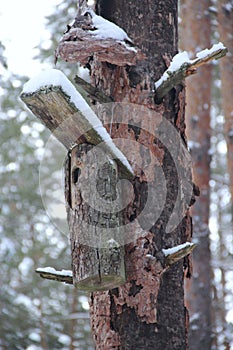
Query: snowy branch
20,69,133,179
154,42,227,102
163,242,196,266
36,267,73,285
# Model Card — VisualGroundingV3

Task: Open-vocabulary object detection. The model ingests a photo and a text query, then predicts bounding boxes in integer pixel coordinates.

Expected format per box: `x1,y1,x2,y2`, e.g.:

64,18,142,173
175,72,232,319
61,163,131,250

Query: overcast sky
0,0,61,76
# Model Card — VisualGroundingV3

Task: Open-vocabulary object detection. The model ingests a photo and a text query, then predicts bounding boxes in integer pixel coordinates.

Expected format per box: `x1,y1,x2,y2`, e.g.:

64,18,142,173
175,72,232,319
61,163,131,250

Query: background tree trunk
85,1,192,348
216,2,233,347
218,0,233,215
180,1,212,349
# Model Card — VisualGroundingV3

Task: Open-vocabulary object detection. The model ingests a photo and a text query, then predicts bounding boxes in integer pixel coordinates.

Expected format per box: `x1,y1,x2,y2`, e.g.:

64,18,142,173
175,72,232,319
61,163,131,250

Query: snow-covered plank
154,42,227,102
36,267,73,284
20,69,133,179
162,242,196,266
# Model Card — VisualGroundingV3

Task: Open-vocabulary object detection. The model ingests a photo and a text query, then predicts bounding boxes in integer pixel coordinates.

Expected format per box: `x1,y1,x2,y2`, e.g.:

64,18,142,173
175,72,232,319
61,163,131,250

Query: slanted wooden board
20,85,133,179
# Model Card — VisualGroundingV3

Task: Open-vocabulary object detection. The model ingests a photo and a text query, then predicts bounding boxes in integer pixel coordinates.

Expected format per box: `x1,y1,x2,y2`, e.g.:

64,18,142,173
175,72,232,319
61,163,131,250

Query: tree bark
65,143,126,291
87,1,192,349
180,1,212,349
17,0,226,347
218,0,233,215
212,1,233,338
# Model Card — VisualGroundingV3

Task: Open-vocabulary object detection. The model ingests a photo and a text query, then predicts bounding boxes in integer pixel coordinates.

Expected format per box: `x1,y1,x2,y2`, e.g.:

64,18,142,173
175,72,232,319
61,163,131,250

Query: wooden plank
20,86,133,179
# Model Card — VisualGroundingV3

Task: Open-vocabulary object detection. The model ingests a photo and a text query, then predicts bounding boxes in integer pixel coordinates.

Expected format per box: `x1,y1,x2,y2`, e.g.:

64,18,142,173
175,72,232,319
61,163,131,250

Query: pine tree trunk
218,0,233,216
180,1,212,349
84,1,192,348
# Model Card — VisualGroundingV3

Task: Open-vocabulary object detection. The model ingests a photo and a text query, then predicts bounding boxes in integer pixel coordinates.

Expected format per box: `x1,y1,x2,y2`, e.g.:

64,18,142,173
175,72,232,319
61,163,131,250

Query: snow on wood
144,243,196,272
154,51,190,89
162,242,194,256
195,42,226,59
163,242,196,266
154,42,227,102
36,267,73,276
21,69,133,178
84,8,133,43
55,9,145,66
36,267,73,284
22,69,90,114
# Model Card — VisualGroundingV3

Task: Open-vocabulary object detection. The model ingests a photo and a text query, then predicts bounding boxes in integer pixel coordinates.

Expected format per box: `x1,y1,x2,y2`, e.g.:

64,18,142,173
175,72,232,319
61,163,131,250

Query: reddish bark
56,28,145,66
37,0,201,346
218,0,233,211
84,1,192,349
180,1,212,349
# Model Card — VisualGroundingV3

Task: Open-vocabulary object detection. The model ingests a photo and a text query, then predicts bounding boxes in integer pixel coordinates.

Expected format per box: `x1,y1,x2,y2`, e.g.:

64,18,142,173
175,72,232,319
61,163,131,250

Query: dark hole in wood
128,121,141,141
126,66,143,87
128,280,143,297
73,167,81,184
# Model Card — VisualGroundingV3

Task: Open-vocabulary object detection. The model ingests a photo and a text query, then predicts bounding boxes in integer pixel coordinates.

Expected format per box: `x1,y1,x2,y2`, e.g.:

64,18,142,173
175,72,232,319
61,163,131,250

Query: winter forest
0,0,232,349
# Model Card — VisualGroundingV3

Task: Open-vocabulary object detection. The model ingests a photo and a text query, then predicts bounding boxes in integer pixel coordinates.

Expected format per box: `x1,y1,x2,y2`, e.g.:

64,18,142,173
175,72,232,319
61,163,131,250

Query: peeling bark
53,0,194,348
84,1,191,349
18,0,229,347
56,27,145,67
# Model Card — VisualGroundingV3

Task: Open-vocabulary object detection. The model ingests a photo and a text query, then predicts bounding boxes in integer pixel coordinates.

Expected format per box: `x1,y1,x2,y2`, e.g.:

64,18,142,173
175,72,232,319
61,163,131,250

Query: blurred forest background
0,0,232,349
